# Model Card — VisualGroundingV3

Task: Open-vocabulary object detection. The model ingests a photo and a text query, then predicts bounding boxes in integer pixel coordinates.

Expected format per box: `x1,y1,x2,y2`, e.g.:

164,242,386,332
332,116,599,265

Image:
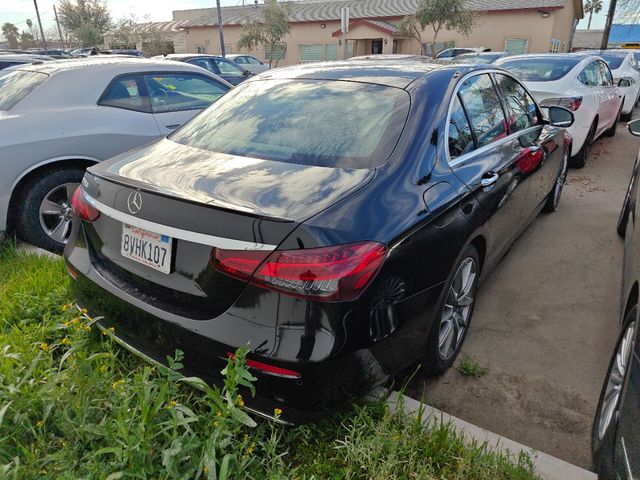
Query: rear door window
99,75,149,112
144,73,230,113
457,74,507,148
448,95,475,158
0,70,48,110
597,60,613,86
578,61,602,86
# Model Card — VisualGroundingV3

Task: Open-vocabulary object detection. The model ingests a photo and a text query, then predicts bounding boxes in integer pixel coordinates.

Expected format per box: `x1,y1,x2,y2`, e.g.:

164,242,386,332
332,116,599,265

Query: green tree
58,0,112,46
237,0,291,67
399,0,477,58
2,22,19,49
20,31,36,49
585,0,603,29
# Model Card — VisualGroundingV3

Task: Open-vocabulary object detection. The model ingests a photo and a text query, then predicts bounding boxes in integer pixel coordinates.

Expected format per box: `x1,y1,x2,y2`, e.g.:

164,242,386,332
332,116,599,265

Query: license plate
121,224,172,274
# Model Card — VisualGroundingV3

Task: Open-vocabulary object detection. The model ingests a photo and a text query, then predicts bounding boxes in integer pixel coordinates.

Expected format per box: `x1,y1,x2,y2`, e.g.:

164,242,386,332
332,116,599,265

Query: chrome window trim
84,193,276,251
444,69,543,169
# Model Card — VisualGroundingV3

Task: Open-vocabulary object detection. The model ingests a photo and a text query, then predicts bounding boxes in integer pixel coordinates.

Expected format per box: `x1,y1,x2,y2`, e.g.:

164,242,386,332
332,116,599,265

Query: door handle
481,172,499,188
165,123,182,129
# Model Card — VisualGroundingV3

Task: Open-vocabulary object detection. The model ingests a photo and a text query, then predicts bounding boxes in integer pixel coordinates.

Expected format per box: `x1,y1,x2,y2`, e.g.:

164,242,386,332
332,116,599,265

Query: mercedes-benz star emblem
127,191,143,214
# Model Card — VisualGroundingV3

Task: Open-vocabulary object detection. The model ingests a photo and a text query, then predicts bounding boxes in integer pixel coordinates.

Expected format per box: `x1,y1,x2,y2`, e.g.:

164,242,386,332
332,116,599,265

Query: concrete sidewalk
386,391,596,480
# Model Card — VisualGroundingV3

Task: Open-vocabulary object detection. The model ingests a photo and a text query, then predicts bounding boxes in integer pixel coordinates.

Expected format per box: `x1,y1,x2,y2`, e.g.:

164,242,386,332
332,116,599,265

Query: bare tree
398,0,477,59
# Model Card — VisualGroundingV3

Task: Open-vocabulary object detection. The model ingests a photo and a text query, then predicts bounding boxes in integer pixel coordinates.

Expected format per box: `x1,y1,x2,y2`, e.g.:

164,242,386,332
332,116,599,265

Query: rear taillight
540,96,582,111
211,241,387,301
71,187,99,222
227,353,301,379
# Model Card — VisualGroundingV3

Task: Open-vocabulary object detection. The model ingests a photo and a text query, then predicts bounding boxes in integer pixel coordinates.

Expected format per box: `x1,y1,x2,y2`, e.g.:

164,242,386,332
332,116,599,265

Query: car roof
582,49,629,56
10,57,209,75
0,54,52,61
226,54,254,58
497,53,596,62
257,59,485,89
164,53,225,60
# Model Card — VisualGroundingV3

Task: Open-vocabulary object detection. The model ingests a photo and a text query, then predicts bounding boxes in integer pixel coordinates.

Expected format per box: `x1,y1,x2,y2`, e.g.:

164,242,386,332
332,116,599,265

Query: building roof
182,0,570,28
609,24,640,44
574,24,640,49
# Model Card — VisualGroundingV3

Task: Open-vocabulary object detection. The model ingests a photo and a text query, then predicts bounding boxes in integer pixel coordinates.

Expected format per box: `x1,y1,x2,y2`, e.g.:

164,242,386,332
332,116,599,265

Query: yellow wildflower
216,411,222,417
62,304,68,311
99,365,108,373
63,320,71,327
213,420,219,427
168,400,177,407
247,445,255,455
36,420,44,427
274,408,282,416
111,379,125,391
39,342,49,351
84,325,91,332
236,394,244,407
61,337,71,346
81,308,88,315
71,317,79,324
203,466,209,474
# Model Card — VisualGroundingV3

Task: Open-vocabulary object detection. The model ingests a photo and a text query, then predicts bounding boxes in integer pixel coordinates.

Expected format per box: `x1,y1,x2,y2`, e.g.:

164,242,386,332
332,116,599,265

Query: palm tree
585,0,603,29
1,22,20,49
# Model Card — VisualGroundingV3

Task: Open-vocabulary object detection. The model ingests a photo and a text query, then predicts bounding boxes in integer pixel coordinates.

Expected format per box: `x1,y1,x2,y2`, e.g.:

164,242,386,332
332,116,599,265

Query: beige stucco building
147,0,584,64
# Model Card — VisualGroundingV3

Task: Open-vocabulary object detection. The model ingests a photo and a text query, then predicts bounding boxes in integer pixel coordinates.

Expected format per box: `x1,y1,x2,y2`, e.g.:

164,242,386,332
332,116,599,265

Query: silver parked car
0,57,232,252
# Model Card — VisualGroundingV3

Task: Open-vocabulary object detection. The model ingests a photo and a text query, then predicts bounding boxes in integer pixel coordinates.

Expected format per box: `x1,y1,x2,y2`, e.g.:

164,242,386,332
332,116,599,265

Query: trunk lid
82,139,374,320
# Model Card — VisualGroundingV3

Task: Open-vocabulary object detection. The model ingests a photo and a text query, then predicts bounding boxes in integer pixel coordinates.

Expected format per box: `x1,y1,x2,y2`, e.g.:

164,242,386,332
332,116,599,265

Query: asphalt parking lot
408,115,639,469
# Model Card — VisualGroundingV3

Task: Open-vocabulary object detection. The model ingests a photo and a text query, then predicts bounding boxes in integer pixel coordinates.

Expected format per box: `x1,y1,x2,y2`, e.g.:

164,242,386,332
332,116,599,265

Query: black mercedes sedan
64,60,574,423
592,119,640,479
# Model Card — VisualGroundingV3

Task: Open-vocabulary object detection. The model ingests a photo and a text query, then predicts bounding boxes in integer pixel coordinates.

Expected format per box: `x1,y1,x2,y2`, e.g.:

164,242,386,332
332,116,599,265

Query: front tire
592,306,636,476
570,120,597,169
16,168,85,253
543,150,569,213
423,245,479,375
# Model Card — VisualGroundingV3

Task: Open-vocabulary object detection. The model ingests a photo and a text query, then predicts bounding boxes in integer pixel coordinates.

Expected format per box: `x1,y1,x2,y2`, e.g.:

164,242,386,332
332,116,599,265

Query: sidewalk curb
385,390,596,480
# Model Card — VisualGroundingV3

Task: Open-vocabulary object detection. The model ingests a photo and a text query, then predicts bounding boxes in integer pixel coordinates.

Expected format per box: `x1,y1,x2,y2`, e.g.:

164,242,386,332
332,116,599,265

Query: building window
196,46,206,54
303,43,354,62
505,38,528,54
299,44,325,62
550,38,561,53
265,44,286,62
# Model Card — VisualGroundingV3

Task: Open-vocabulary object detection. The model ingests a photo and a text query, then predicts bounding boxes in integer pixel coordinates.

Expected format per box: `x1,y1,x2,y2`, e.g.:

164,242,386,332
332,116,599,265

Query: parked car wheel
617,186,632,238
543,150,569,213
423,245,480,375
591,305,636,476
605,104,623,137
17,168,85,253
570,121,597,169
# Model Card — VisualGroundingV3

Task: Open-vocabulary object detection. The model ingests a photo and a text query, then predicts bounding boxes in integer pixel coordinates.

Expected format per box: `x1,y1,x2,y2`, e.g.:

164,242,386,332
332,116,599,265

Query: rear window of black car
0,70,47,110
170,79,410,169
599,53,625,70
497,57,581,81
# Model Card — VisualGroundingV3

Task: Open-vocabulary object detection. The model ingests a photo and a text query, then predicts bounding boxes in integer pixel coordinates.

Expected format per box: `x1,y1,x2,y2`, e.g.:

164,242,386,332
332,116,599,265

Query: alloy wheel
553,153,569,209
438,257,477,360
38,182,79,244
597,321,635,440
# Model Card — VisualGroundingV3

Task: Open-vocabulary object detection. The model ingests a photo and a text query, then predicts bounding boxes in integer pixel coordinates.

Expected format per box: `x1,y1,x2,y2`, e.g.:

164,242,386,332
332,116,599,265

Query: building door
372,39,383,54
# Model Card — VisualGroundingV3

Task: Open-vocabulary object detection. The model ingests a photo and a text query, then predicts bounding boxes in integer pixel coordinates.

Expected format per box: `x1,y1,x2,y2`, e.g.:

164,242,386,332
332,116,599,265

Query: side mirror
618,77,635,87
547,106,574,128
628,119,640,137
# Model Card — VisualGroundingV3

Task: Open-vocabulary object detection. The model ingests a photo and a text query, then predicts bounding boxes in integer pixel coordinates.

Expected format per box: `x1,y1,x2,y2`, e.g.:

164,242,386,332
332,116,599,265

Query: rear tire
592,306,636,476
570,120,596,169
543,150,569,213
617,186,632,238
16,168,85,253
423,245,479,376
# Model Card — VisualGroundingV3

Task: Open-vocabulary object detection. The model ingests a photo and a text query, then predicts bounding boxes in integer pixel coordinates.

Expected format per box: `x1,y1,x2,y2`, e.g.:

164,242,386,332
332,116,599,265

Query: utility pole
600,0,617,49
216,0,226,56
33,0,48,53
53,5,65,48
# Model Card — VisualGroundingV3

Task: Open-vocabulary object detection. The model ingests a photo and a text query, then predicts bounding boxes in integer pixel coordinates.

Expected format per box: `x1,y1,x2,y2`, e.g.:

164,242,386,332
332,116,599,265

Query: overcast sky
0,0,608,36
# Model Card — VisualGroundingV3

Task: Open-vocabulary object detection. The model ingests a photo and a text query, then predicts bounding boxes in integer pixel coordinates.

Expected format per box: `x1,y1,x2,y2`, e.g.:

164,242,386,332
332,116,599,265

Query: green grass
457,357,489,378
0,242,538,479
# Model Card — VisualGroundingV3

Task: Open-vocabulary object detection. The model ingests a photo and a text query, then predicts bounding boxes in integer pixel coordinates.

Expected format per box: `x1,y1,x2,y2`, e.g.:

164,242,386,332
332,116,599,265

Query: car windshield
0,70,47,110
497,57,581,81
170,79,410,169
599,53,625,69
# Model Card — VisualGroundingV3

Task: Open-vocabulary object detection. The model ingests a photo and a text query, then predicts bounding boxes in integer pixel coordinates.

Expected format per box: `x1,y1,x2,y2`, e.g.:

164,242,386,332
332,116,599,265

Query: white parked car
0,58,232,251
0,53,53,70
436,47,489,61
588,50,640,120
225,54,270,73
496,53,625,168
